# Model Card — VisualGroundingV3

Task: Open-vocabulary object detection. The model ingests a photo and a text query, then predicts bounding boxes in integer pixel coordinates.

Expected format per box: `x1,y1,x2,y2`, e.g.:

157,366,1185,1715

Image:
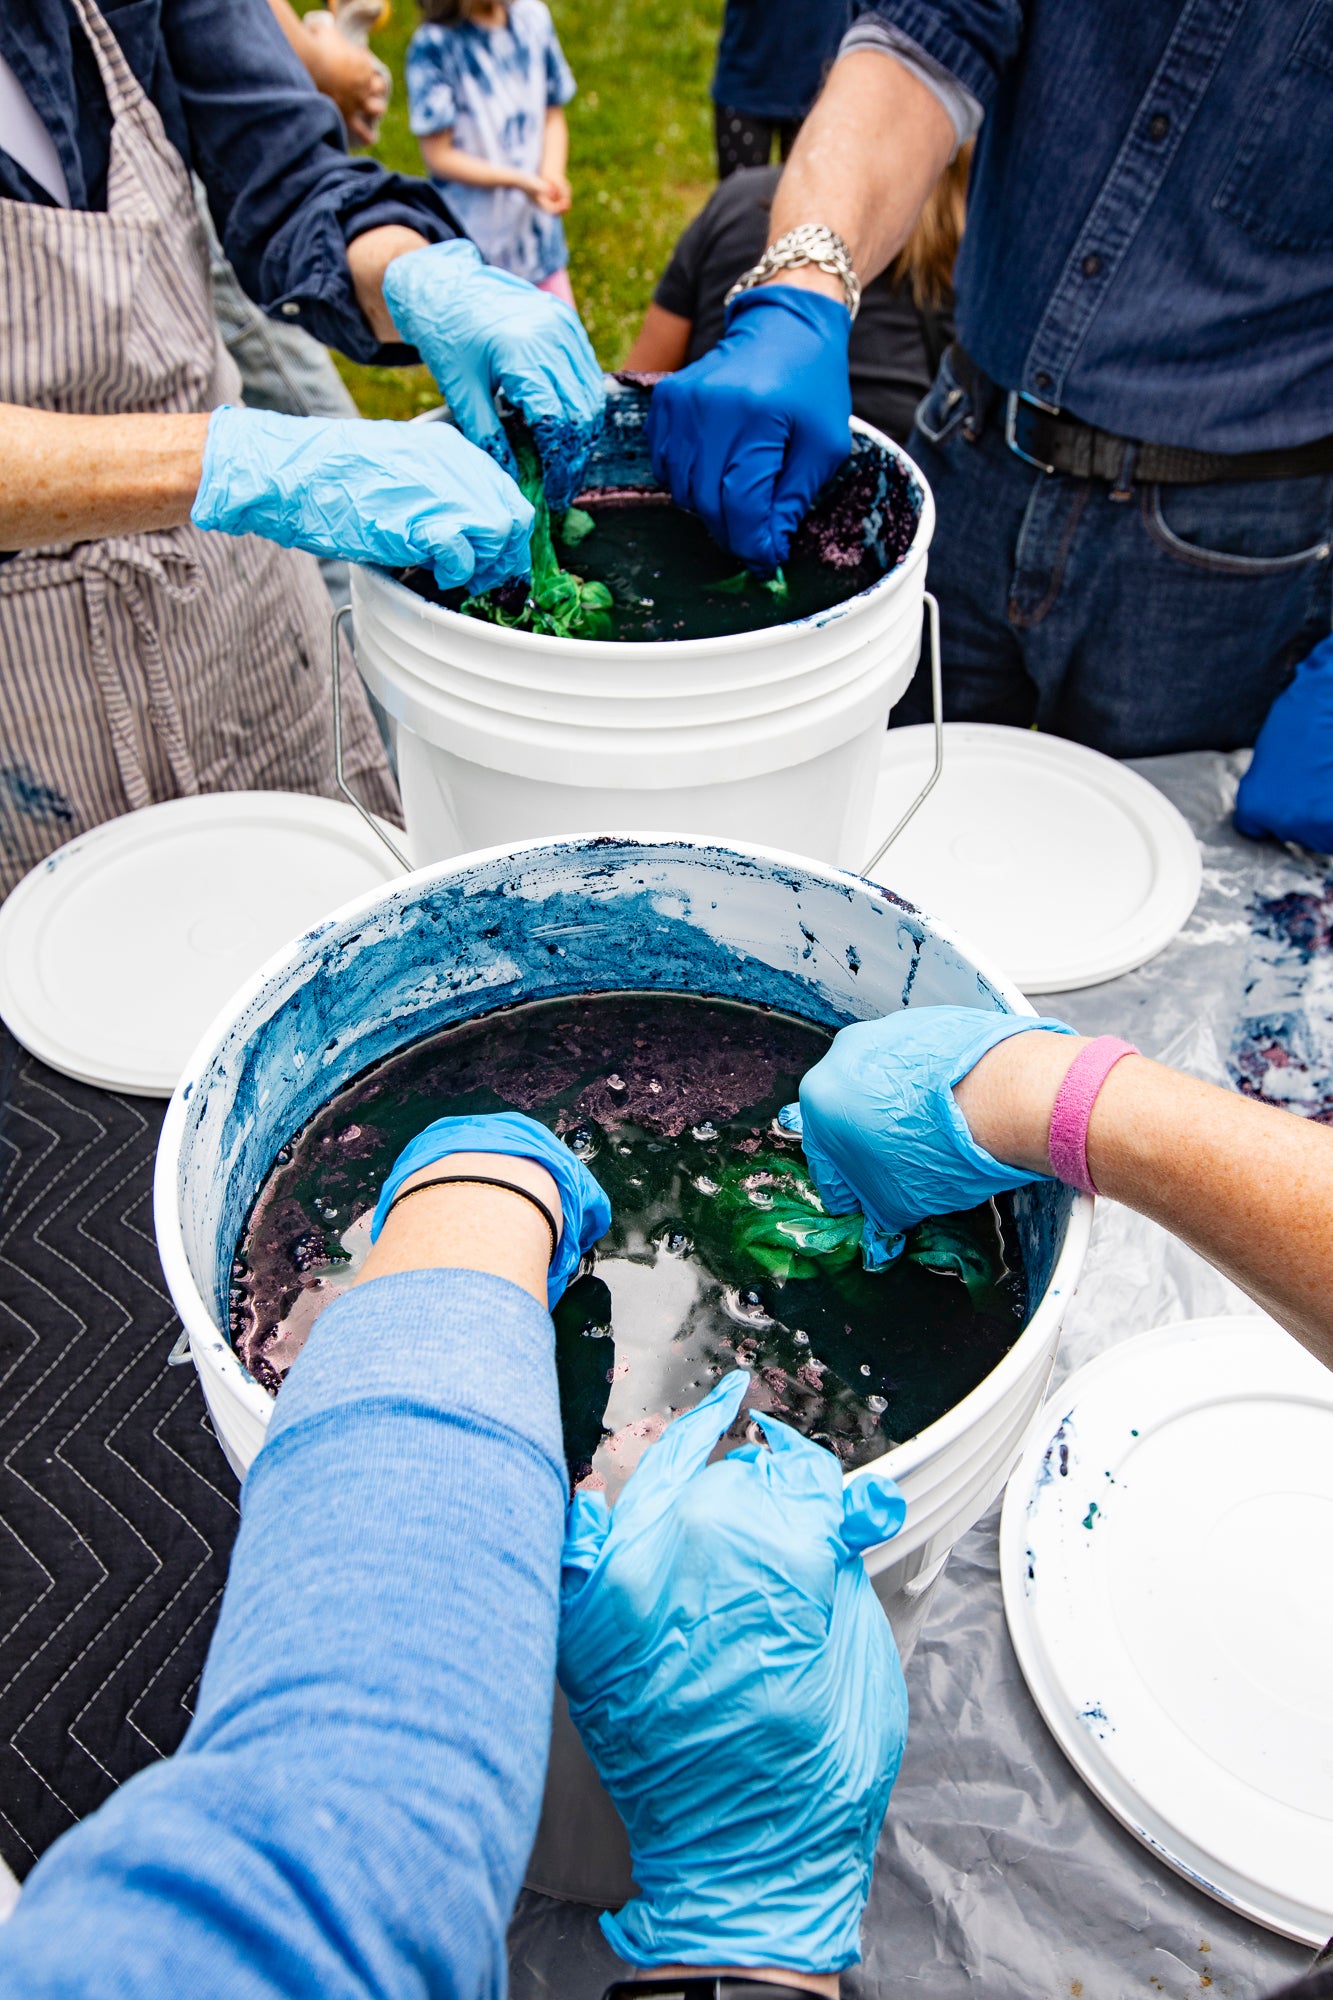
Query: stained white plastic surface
350,420,934,872
868,724,1202,991
0,793,403,1097
1001,1316,1333,1945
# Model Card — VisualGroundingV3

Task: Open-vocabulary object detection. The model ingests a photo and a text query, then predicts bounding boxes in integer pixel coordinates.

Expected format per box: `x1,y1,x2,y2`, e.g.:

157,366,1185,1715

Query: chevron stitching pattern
0,1029,238,1878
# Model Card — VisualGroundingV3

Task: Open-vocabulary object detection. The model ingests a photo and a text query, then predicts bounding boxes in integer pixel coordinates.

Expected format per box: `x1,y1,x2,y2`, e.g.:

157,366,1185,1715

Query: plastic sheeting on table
507,750,1326,2000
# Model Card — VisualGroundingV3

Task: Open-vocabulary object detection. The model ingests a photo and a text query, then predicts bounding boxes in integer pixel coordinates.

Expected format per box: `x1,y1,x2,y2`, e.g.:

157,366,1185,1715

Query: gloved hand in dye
795,1006,1078,1260
463,425,614,639
645,285,853,574
191,405,532,594
383,239,605,513
370,1111,611,1310
559,1367,908,1973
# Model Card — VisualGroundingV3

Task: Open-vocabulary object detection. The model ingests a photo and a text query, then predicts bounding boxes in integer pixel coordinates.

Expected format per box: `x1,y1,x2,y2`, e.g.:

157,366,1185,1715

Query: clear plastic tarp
509,750,1326,2000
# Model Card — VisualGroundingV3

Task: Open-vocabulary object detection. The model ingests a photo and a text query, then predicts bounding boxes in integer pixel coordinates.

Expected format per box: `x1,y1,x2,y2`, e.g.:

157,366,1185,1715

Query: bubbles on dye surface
232,992,1028,1490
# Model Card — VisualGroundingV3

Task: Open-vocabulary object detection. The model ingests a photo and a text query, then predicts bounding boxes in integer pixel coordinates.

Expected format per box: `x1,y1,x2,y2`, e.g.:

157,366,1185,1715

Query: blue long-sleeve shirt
853,0,1333,453
0,1270,567,1998
0,0,462,364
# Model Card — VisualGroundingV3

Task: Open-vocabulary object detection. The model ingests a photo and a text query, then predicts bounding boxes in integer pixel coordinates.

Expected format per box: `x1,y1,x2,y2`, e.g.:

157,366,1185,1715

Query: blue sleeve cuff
265,1266,565,1485
260,182,465,366
846,0,1018,111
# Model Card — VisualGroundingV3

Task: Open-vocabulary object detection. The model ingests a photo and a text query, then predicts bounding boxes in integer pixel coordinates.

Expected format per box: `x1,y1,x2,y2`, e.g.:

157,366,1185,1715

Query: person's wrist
952,1030,1090,1175
355,1154,564,1304
629,1972,836,1998
756,264,847,306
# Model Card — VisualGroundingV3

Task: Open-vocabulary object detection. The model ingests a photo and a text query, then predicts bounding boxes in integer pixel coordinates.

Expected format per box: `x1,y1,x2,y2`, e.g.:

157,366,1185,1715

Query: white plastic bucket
154,835,1090,1905
350,387,934,871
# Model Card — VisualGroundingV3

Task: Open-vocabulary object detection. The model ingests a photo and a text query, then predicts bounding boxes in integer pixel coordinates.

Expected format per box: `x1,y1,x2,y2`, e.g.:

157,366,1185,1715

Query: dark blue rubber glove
383,240,605,513
560,1368,907,1973
797,1007,1077,1260
192,405,533,594
1235,634,1333,853
644,285,853,574
369,1112,611,1310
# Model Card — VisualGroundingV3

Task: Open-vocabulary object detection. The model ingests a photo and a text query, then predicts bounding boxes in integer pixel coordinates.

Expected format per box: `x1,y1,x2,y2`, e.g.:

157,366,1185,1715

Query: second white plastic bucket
350,384,934,870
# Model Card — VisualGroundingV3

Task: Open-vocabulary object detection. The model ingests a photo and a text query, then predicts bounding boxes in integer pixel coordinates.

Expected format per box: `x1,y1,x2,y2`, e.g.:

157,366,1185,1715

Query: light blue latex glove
796,1006,1078,1262
369,1112,611,1310
559,1369,907,1974
382,239,605,512
191,405,532,594
644,284,852,574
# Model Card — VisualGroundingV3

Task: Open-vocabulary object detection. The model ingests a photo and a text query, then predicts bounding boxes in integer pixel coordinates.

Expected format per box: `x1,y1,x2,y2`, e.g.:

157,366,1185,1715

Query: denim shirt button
1081,252,1103,278
1034,370,1053,393
1148,112,1170,141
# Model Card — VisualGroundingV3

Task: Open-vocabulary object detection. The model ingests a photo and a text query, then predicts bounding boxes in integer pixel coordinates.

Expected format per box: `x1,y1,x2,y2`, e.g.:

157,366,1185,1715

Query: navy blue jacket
859,0,1333,452
0,0,460,363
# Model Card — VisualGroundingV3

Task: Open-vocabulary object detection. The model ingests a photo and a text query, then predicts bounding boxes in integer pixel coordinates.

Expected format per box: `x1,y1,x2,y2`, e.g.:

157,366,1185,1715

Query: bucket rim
354,419,936,661
154,830,1091,1499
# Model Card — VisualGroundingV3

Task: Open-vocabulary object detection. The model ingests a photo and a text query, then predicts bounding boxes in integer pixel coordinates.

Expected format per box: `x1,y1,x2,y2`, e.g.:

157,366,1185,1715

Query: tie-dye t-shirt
406,1,575,285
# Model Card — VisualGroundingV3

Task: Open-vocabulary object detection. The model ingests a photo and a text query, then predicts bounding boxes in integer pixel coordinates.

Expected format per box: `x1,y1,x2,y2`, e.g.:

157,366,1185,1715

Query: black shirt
653,166,953,447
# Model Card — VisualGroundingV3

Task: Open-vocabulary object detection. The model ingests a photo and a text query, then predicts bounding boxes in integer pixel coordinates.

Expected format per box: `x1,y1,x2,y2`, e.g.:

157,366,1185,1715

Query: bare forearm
0,405,209,548
541,105,569,182
418,133,532,192
349,226,432,342
624,304,692,373
767,51,954,298
955,1034,1333,1371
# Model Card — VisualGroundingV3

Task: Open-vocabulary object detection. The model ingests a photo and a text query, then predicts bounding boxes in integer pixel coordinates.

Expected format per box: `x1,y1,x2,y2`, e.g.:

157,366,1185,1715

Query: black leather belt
950,343,1333,485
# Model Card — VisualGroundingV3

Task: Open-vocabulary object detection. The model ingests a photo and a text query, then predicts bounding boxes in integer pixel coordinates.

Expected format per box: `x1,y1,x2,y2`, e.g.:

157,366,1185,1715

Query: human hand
368,1112,611,1310
190,405,532,594
301,14,390,145
644,284,852,574
559,1369,908,1974
533,171,571,216
796,1007,1079,1259
382,238,604,511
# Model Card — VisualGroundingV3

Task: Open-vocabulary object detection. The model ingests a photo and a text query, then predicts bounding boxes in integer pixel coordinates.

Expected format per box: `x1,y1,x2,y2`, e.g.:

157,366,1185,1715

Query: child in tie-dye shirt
406,0,577,302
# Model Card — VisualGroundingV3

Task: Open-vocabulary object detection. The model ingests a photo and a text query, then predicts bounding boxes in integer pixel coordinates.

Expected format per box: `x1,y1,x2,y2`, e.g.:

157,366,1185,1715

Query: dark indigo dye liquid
233,993,1027,1494
405,497,885,644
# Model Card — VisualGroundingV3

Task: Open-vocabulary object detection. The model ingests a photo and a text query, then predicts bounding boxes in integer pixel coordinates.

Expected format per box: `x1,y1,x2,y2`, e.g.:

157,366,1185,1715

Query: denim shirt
0,0,461,364
857,0,1333,453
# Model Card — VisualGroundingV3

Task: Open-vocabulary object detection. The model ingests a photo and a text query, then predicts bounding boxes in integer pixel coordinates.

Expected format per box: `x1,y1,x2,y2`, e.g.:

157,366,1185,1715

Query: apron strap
63,0,148,126
70,540,205,809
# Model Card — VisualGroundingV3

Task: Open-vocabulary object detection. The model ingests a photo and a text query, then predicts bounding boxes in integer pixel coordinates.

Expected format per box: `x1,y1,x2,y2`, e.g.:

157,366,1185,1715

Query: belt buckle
1005,390,1059,475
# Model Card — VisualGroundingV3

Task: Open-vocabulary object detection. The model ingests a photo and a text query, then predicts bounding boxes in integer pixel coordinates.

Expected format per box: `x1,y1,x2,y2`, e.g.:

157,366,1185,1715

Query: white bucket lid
1000,1316,1333,1944
866,724,1202,992
0,793,404,1097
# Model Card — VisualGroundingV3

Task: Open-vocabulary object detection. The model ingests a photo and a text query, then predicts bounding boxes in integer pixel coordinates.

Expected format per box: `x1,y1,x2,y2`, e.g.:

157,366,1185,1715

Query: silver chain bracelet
724,223,862,319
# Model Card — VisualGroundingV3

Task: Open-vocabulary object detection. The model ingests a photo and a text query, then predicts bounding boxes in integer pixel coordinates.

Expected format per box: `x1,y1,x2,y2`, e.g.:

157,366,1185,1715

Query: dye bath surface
232,994,1028,1493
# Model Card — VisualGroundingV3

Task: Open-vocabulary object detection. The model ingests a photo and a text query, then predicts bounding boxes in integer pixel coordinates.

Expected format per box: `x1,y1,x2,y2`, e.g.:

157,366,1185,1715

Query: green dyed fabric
463,432,613,640
707,1155,1011,1304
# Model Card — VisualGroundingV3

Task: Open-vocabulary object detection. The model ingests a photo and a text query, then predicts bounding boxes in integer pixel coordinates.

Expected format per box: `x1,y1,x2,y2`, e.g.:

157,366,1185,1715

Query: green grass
309,0,723,417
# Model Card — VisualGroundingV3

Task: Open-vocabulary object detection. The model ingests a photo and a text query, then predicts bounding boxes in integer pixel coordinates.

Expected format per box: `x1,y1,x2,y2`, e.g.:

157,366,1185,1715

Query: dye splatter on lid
866,724,1202,993
0,793,404,1097
1000,1317,1333,1945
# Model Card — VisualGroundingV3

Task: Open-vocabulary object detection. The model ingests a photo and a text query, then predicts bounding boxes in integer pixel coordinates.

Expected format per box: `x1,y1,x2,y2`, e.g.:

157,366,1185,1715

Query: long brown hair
892,142,971,310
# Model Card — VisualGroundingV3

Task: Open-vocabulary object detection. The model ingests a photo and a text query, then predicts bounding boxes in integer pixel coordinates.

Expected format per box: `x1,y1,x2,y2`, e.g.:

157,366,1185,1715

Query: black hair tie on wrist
381,1174,561,1265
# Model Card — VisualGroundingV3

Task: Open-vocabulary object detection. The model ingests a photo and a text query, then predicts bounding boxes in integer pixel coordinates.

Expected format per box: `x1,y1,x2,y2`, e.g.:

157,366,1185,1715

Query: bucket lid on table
1000,1316,1333,1945
866,724,1202,992
0,793,405,1098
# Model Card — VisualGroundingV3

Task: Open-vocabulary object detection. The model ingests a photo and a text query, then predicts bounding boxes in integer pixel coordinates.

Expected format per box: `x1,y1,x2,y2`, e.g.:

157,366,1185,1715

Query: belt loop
1110,440,1139,503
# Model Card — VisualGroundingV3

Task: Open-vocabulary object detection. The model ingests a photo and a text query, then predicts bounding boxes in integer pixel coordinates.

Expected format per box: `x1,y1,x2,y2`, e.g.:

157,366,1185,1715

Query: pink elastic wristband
1046,1037,1139,1197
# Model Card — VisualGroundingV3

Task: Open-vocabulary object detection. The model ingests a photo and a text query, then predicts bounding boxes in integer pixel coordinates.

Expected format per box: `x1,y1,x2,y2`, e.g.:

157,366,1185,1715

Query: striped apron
0,0,398,897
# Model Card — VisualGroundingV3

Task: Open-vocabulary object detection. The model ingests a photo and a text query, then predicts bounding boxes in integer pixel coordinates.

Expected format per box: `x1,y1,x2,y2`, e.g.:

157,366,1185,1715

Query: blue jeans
895,351,1333,756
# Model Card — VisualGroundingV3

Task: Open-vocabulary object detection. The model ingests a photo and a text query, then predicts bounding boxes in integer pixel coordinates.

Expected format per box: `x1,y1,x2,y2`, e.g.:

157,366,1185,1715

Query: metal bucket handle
860,589,944,877
331,604,412,873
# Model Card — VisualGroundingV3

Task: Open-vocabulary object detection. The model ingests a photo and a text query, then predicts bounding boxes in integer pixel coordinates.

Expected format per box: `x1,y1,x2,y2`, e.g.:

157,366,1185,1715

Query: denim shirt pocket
1213,0,1333,251
913,349,970,446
